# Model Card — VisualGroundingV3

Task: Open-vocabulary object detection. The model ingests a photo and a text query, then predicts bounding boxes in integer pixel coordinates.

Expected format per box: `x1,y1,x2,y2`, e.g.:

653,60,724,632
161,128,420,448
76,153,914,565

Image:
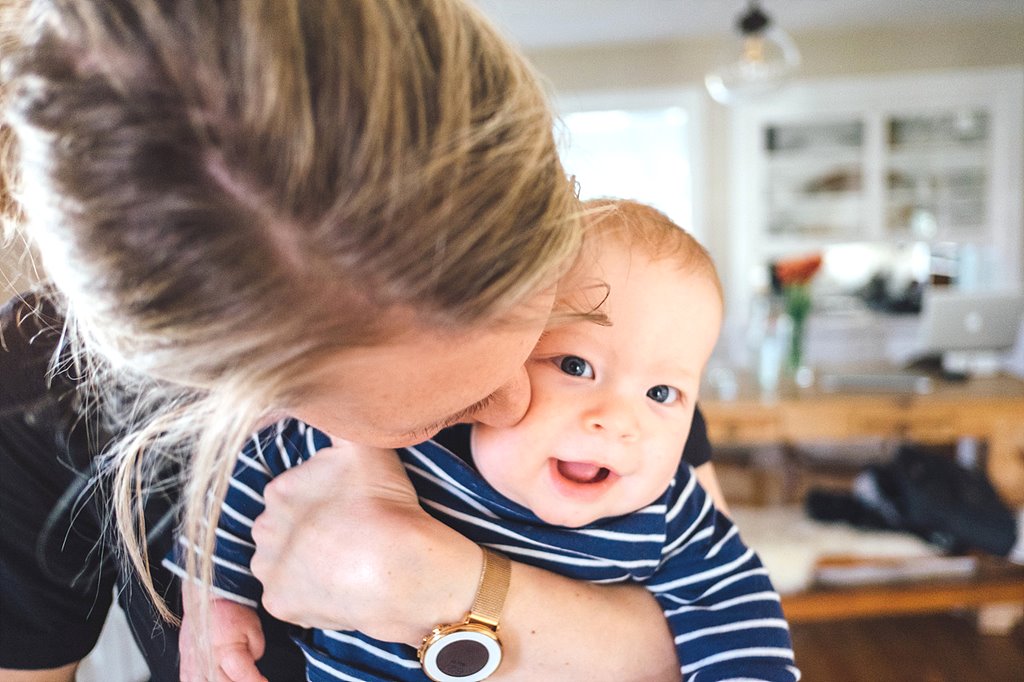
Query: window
556,90,706,241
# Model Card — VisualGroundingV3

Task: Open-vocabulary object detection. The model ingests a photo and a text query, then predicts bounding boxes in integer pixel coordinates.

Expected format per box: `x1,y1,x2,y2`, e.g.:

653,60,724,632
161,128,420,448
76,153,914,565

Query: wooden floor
790,612,1024,681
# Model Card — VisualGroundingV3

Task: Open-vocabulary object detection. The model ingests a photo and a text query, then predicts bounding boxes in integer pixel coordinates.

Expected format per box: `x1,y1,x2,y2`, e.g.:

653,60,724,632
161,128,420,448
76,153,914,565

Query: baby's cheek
472,428,537,503
472,427,516,478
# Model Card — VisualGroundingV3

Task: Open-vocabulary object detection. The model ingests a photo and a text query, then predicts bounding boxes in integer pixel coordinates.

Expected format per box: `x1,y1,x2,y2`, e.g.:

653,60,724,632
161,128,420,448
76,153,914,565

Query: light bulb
705,2,801,105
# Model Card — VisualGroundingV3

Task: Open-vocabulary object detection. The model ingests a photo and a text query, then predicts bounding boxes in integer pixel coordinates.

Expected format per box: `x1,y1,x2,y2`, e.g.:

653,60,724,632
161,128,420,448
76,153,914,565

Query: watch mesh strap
468,548,510,629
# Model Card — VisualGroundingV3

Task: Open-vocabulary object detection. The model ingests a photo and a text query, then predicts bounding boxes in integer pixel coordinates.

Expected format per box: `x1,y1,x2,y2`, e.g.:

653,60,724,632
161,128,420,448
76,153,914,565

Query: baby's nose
584,395,640,442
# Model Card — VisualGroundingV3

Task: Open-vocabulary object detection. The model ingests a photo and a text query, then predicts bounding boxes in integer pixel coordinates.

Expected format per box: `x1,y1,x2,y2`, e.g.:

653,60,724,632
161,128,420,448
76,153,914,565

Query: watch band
467,547,511,629
418,547,511,682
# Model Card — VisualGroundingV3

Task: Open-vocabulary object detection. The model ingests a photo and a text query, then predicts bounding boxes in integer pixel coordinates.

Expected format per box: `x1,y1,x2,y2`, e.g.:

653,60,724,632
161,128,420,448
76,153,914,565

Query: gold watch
418,547,511,682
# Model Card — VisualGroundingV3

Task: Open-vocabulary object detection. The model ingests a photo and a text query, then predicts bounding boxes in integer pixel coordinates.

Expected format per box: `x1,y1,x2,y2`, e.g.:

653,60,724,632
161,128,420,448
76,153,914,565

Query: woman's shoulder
0,290,69,411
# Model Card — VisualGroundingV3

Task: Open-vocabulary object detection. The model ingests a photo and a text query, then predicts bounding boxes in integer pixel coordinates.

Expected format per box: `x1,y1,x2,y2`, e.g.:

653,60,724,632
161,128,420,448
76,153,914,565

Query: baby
171,199,798,682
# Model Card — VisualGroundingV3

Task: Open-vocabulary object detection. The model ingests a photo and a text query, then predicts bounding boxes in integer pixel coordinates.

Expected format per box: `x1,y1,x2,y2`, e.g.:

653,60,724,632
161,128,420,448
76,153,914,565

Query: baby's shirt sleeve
649,469,800,681
163,419,324,606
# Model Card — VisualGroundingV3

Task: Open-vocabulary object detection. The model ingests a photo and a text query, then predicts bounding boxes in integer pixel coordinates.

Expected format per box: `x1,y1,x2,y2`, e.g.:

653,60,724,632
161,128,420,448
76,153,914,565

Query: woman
0,1,723,679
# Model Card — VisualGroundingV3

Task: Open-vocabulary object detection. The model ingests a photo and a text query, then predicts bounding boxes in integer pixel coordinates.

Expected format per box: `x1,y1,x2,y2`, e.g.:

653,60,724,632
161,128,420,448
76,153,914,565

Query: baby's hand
180,589,268,682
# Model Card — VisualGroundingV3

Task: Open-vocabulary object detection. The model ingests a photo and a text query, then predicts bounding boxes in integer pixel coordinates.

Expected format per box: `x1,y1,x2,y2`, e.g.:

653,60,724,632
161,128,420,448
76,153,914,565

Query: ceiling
473,0,1024,51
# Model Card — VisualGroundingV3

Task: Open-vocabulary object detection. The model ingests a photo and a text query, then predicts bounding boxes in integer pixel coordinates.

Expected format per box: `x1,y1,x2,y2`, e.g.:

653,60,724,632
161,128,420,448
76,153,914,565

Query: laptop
913,288,1024,376
916,289,1024,353
819,289,1024,391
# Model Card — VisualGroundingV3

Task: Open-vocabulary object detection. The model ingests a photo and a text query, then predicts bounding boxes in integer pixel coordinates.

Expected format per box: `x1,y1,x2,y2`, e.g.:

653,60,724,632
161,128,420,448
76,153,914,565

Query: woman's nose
472,366,531,428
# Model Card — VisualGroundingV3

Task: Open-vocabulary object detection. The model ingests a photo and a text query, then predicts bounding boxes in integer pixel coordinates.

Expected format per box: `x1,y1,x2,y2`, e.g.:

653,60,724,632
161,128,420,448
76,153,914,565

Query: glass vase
788,309,806,372
784,285,814,387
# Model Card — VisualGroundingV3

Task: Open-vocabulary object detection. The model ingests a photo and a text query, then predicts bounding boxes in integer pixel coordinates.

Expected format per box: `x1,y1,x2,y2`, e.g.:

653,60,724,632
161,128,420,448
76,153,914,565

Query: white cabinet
727,68,1024,319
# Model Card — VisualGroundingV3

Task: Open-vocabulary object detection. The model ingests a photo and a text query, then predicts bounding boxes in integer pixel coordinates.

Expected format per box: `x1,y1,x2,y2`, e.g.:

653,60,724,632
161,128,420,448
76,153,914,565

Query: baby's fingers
218,645,268,682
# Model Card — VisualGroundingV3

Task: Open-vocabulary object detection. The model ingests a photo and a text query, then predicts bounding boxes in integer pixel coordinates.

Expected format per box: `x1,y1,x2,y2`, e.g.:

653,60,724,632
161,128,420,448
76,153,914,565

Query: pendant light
705,1,801,105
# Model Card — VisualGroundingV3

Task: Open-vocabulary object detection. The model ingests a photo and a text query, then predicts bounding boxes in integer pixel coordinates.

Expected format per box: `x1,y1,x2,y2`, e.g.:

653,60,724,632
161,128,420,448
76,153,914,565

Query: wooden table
701,369,1024,506
781,558,1024,625
702,369,1024,626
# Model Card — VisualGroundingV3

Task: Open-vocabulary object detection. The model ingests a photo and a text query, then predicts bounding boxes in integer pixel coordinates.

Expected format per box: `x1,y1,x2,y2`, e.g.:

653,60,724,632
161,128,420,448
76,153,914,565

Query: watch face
437,638,489,676
421,628,502,682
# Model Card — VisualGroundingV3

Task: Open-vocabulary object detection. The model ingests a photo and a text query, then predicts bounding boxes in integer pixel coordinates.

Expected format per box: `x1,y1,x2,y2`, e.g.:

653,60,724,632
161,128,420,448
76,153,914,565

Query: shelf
886,147,987,168
729,68,1023,326
767,150,864,167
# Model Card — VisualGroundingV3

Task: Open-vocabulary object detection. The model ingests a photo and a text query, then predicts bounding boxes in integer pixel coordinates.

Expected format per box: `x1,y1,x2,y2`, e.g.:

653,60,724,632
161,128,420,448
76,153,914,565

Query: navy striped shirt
169,418,799,681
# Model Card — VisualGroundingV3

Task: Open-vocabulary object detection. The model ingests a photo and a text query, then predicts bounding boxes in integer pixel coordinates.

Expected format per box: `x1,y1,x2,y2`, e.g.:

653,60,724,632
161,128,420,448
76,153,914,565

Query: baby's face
471,237,722,528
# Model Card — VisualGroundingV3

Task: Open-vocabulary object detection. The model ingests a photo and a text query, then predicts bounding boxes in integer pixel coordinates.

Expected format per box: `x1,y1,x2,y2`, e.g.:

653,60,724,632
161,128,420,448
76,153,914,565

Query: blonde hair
581,198,723,302
0,0,580,649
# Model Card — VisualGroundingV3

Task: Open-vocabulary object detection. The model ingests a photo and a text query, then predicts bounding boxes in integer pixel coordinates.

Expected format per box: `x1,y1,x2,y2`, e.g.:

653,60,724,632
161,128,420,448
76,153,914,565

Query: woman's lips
548,458,618,501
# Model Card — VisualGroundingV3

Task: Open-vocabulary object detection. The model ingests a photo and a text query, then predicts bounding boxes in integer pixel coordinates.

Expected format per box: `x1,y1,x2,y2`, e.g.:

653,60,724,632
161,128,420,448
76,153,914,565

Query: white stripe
220,501,255,528
302,653,366,682
320,631,420,669
706,524,738,559
674,617,790,645
490,543,658,570
419,500,578,553
211,585,258,608
665,473,697,523
650,548,756,593
227,478,265,505
664,525,714,561
420,499,652,568
685,567,771,605
404,463,499,519
404,445,498,515
159,558,259,609
276,429,292,469
664,492,712,555
177,535,256,577
237,451,270,476
726,666,801,682
682,646,794,675
575,527,665,543
590,575,633,585
215,527,255,549
665,591,781,616
403,444,475,491
306,426,320,458
249,436,271,474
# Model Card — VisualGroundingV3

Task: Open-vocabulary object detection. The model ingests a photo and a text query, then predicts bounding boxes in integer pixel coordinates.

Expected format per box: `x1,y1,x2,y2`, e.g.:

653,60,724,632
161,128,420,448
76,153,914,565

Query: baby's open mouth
556,460,611,484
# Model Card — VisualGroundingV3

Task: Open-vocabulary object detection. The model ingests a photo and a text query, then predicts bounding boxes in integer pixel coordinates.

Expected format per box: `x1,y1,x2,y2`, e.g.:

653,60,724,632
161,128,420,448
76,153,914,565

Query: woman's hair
0,0,580,636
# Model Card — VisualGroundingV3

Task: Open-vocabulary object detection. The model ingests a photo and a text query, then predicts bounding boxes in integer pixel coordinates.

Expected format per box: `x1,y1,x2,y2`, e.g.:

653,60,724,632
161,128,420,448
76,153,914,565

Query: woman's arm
249,444,683,681
694,461,729,516
685,407,729,515
495,561,680,681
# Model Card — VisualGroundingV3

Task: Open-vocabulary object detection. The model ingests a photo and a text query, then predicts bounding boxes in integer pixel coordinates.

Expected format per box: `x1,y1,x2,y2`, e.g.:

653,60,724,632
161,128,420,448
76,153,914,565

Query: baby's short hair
581,198,723,302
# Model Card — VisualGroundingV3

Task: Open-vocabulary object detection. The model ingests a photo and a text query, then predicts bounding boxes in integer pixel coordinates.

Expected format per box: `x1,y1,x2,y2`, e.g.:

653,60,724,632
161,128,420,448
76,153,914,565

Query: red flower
774,253,823,287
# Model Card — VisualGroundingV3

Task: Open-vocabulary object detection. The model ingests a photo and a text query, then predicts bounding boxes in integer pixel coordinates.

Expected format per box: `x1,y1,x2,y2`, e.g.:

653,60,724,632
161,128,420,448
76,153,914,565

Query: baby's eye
558,355,594,378
647,385,680,404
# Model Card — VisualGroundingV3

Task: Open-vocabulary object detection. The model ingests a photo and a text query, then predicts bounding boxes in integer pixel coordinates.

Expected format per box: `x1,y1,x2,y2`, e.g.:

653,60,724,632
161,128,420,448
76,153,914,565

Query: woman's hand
249,441,481,645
